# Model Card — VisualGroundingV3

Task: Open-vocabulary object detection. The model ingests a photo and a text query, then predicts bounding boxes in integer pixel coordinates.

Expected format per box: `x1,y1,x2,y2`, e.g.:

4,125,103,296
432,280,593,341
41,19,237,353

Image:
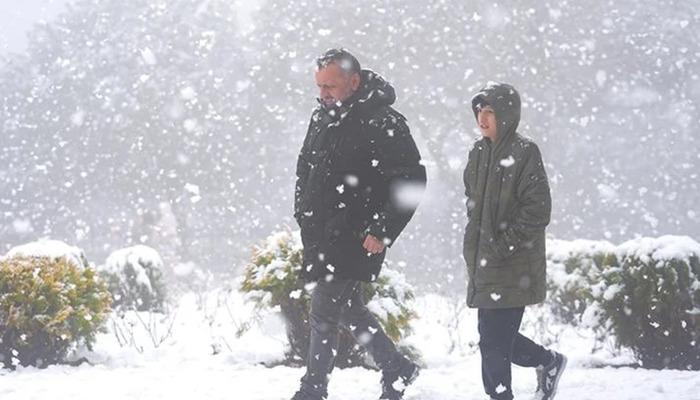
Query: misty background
1,0,698,290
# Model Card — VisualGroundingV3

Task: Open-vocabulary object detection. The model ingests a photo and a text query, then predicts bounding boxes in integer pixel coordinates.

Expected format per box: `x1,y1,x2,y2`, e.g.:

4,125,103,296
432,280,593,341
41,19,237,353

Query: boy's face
477,104,497,140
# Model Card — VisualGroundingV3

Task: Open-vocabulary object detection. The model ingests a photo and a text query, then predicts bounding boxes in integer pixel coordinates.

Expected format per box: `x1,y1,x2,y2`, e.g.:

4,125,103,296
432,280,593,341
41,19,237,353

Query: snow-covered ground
0,292,697,400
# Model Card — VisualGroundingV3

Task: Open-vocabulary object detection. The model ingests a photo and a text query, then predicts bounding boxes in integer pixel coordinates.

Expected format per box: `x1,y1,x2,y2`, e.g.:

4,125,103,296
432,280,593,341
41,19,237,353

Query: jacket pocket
324,209,352,244
493,233,516,261
480,237,509,267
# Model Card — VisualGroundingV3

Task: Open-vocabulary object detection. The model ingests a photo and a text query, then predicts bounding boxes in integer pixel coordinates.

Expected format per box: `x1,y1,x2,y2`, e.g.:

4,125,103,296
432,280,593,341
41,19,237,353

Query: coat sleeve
463,146,477,219
366,112,427,246
294,116,315,227
497,143,551,256
463,159,471,208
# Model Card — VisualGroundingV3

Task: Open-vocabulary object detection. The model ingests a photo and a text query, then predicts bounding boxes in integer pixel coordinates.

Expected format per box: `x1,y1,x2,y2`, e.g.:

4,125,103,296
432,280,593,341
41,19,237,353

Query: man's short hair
316,48,361,75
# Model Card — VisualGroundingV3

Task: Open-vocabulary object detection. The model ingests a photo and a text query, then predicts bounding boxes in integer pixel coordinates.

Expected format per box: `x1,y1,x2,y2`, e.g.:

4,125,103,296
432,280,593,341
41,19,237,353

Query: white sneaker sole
547,354,567,400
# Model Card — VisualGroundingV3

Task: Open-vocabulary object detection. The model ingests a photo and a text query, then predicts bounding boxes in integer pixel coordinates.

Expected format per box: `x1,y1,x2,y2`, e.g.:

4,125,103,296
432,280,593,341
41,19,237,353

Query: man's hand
362,234,386,254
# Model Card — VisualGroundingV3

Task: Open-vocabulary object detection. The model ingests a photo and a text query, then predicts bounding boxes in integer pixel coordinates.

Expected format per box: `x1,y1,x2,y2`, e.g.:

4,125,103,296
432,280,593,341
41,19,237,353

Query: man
462,82,566,400
291,49,426,400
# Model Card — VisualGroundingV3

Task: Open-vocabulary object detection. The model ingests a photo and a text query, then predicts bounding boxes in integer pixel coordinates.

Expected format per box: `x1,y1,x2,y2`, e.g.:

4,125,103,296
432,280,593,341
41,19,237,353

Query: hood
352,69,396,111
471,82,521,148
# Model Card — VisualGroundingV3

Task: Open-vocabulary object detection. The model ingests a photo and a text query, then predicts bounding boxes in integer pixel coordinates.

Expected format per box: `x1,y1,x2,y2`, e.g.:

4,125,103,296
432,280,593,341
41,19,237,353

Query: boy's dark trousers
478,307,553,400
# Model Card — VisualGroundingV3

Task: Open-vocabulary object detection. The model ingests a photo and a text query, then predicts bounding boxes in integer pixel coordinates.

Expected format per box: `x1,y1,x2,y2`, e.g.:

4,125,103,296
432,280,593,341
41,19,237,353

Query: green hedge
240,230,419,368
547,236,700,370
0,256,111,369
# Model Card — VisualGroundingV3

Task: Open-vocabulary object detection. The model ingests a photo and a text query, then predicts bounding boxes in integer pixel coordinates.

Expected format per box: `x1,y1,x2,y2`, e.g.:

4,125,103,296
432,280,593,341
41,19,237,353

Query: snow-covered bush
98,246,167,313
547,236,700,370
4,239,90,270
546,239,615,325
240,230,418,368
0,255,111,369
595,237,700,370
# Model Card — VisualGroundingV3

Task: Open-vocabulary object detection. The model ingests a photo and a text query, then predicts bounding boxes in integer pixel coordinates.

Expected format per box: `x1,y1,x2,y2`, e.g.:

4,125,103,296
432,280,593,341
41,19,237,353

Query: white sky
0,0,74,56
0,1,260,57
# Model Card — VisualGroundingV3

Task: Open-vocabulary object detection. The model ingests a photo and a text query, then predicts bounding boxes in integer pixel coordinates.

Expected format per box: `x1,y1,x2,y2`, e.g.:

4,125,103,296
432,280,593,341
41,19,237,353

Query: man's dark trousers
300,277,406,397
478,307,553,400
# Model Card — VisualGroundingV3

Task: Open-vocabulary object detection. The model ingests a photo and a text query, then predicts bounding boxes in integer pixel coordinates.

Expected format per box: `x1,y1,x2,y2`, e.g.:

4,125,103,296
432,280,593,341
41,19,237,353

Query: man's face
315,63,360,107
477,104,497,140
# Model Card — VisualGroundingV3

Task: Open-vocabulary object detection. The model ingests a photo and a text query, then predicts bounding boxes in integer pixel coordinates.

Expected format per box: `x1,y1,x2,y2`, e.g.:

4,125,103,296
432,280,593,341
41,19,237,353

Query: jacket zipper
470,142,492,303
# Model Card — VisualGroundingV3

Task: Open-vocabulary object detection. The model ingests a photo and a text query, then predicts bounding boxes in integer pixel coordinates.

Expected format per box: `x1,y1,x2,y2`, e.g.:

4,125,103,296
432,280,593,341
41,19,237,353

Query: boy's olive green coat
463,83,552,309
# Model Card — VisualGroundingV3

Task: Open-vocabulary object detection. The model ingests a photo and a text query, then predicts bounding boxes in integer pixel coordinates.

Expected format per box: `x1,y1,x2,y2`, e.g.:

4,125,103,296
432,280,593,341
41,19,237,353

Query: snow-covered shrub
5,239,90,270
0,256,111,369
546,236,700,370
594,237,700,370
546,239,615,325
240,230,418,368
98,246,167,313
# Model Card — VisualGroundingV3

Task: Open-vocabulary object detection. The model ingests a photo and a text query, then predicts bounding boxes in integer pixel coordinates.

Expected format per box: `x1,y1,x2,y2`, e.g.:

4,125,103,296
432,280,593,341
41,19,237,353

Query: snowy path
1,293,698,399
1,355,698,400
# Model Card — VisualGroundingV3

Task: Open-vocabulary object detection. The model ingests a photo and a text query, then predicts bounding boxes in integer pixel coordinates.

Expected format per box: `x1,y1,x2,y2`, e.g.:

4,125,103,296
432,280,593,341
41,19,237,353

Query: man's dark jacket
295,70,426,282
463,83,551,308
